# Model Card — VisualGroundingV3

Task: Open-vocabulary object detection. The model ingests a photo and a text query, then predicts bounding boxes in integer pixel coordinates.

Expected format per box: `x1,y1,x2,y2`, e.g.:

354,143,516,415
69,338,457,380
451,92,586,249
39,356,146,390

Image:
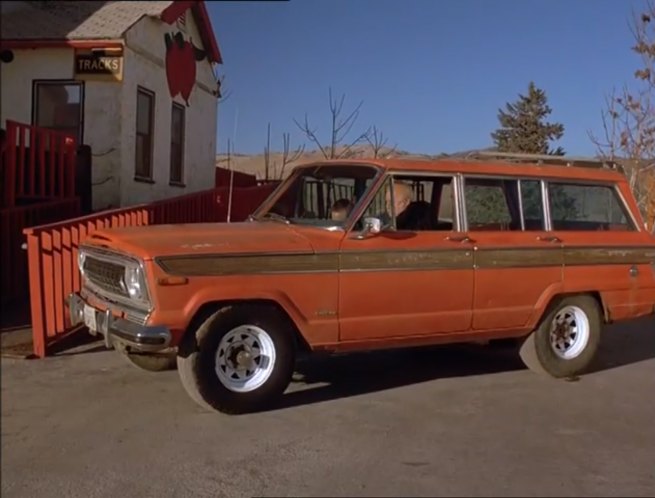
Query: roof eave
0,39,124,50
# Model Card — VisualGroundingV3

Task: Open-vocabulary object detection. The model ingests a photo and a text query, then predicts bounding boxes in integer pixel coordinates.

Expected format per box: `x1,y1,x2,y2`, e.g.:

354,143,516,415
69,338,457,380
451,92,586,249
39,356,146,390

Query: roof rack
464,151,623,172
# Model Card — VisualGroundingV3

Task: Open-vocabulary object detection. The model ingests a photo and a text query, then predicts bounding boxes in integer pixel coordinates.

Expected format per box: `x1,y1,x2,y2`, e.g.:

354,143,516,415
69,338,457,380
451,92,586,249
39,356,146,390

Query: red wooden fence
3,120,76,208
0,198,81,314
215,166,258,188
24,183,279,357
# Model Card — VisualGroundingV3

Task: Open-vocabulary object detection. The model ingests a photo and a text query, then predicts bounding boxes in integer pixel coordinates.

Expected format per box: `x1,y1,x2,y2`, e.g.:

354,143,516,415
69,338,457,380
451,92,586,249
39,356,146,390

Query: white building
0,0,223,210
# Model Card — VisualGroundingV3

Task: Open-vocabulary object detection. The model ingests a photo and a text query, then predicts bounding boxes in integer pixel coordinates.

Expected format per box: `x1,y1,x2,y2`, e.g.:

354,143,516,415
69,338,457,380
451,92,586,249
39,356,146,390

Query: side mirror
354,217,382,239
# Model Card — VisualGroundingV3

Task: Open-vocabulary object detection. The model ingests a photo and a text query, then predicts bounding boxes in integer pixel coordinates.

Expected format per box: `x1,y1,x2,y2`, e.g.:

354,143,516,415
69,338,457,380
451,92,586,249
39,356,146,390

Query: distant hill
215,145,497,180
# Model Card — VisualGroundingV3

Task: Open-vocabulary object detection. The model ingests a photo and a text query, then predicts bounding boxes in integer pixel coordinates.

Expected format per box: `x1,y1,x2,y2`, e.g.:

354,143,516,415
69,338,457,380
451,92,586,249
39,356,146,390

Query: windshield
254,164,381,227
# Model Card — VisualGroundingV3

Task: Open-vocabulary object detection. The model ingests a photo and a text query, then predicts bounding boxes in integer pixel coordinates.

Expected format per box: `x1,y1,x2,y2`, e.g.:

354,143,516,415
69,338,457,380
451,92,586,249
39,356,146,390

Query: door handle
446,235,474,244
537,235,562,243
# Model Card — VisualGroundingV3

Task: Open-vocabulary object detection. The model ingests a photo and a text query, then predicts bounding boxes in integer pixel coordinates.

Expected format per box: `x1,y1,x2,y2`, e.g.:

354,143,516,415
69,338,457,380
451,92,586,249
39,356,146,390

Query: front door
338,173,475,342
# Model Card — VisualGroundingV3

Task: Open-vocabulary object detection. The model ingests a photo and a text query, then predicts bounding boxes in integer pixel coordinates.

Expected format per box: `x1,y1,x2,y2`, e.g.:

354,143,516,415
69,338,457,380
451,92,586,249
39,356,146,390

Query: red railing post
26,230,47,358
29,126,36,198
66,138,76,198
17,123,26,199
38,128,46,197
5,121,18,207
57,133,65,199
48,131,56,198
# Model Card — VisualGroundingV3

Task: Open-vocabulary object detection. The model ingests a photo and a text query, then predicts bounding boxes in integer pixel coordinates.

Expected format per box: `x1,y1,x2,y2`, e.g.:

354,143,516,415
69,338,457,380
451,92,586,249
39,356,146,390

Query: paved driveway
2,317,654,497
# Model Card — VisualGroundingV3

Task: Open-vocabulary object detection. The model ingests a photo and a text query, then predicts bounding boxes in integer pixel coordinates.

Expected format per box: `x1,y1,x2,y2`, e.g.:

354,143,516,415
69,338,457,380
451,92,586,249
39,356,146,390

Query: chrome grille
83,257,128,297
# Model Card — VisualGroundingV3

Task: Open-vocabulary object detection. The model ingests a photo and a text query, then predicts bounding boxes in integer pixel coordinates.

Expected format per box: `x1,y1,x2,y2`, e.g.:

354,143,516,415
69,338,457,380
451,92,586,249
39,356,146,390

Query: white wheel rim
549,306,590,360
215,325,276,393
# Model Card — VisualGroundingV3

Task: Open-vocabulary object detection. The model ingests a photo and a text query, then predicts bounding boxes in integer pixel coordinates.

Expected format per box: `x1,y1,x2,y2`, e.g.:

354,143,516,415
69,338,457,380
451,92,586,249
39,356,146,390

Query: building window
32,80,84,144
135,86,155,181
170,103,185,185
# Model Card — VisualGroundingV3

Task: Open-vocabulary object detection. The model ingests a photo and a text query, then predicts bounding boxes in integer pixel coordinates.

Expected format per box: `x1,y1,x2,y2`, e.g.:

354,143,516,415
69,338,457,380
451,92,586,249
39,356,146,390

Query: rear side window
548,182,635,231
520,179,546,230
464,177,521,231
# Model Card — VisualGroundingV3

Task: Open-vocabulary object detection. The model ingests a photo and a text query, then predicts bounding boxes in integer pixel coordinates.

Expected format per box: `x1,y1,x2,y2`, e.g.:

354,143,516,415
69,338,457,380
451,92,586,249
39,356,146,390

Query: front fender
149,274,340,348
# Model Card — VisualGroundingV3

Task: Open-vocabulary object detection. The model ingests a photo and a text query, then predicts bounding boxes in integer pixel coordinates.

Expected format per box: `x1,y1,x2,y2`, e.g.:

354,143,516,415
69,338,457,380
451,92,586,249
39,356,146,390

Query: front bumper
67,293,172,353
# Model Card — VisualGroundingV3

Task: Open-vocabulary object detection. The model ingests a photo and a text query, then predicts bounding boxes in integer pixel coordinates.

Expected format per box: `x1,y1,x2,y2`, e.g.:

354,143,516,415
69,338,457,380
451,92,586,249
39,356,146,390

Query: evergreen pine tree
491,82,565,155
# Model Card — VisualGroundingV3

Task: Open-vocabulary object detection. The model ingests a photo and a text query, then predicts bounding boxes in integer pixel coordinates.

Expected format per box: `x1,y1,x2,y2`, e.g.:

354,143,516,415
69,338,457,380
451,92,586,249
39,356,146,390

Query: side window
548,182,635,231
264,165,378,223
464,177,521,231
520,179,546,230
358,177,389,223
355,175,456,231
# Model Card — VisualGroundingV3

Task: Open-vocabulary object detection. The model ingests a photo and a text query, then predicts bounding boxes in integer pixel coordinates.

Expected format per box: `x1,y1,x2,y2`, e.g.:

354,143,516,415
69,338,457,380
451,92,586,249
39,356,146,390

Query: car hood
82,221,316,260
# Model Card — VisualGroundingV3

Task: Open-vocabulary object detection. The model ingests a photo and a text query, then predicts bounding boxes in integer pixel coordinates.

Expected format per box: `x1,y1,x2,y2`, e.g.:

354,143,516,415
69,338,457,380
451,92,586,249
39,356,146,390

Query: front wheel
519,295,602,378
176,305,296,414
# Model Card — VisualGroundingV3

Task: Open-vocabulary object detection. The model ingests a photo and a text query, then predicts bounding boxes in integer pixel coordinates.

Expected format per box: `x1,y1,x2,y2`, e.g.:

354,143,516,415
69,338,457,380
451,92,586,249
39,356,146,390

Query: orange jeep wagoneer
67,152,655,414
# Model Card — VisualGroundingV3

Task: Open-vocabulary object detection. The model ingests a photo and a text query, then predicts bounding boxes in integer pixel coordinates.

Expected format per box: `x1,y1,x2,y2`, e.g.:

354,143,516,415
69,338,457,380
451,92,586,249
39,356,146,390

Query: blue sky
207,0,644,156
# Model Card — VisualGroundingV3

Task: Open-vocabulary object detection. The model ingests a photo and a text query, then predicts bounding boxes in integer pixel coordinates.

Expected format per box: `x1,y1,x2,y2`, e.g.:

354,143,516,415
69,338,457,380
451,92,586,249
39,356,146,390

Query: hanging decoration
164,31,207,106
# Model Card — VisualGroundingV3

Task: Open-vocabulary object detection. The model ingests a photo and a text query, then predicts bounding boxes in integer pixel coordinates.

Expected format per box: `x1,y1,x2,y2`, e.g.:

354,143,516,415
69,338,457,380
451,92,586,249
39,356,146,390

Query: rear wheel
177,305,295,414
519,295,602,378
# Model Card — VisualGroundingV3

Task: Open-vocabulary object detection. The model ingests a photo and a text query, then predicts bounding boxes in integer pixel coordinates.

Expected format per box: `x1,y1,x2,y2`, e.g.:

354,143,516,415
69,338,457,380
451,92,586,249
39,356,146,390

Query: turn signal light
157,276,189,286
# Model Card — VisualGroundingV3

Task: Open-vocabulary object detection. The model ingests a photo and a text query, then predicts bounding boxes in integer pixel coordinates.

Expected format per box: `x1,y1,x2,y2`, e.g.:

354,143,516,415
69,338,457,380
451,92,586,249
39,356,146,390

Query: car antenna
226,106,239,223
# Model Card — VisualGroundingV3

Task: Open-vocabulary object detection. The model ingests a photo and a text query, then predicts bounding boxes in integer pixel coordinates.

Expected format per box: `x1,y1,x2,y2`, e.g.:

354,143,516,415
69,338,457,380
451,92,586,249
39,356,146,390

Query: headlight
124,266,146,300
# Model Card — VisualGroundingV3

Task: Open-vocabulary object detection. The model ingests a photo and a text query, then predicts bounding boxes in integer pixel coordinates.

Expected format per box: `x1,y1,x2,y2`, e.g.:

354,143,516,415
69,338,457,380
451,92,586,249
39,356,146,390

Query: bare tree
365,125,398,158
263,123,305,180
589,1,655,229
294,87,371,159
279,132,305,179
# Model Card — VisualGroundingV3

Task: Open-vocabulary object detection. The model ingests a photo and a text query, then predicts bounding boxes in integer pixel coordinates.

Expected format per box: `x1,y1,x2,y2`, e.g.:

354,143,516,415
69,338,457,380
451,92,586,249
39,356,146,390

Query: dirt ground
1,316,654,497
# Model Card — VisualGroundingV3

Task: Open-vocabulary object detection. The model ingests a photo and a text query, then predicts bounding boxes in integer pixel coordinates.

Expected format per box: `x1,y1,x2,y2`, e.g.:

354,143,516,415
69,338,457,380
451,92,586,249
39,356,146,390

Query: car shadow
588,315,655,373
266,316,655,412
268,342,525,412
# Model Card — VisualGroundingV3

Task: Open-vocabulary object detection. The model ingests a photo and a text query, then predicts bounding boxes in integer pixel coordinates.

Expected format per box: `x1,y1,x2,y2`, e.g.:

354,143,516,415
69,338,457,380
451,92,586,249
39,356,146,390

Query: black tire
176,304,296,414
122,352,177,372
519,295,602,378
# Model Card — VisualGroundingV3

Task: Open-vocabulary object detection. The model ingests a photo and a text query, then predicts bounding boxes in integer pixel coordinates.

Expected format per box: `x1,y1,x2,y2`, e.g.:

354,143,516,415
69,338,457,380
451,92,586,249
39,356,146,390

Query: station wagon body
68,153,655,414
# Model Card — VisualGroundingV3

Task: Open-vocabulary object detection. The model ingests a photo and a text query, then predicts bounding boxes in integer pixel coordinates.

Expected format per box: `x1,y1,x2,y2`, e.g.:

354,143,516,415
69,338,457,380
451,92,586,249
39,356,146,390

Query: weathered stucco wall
120,11,218,207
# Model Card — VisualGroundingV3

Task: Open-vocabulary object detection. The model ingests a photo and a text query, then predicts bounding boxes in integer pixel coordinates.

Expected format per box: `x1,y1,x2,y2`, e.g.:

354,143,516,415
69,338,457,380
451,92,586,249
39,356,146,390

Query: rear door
460,175,564,331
